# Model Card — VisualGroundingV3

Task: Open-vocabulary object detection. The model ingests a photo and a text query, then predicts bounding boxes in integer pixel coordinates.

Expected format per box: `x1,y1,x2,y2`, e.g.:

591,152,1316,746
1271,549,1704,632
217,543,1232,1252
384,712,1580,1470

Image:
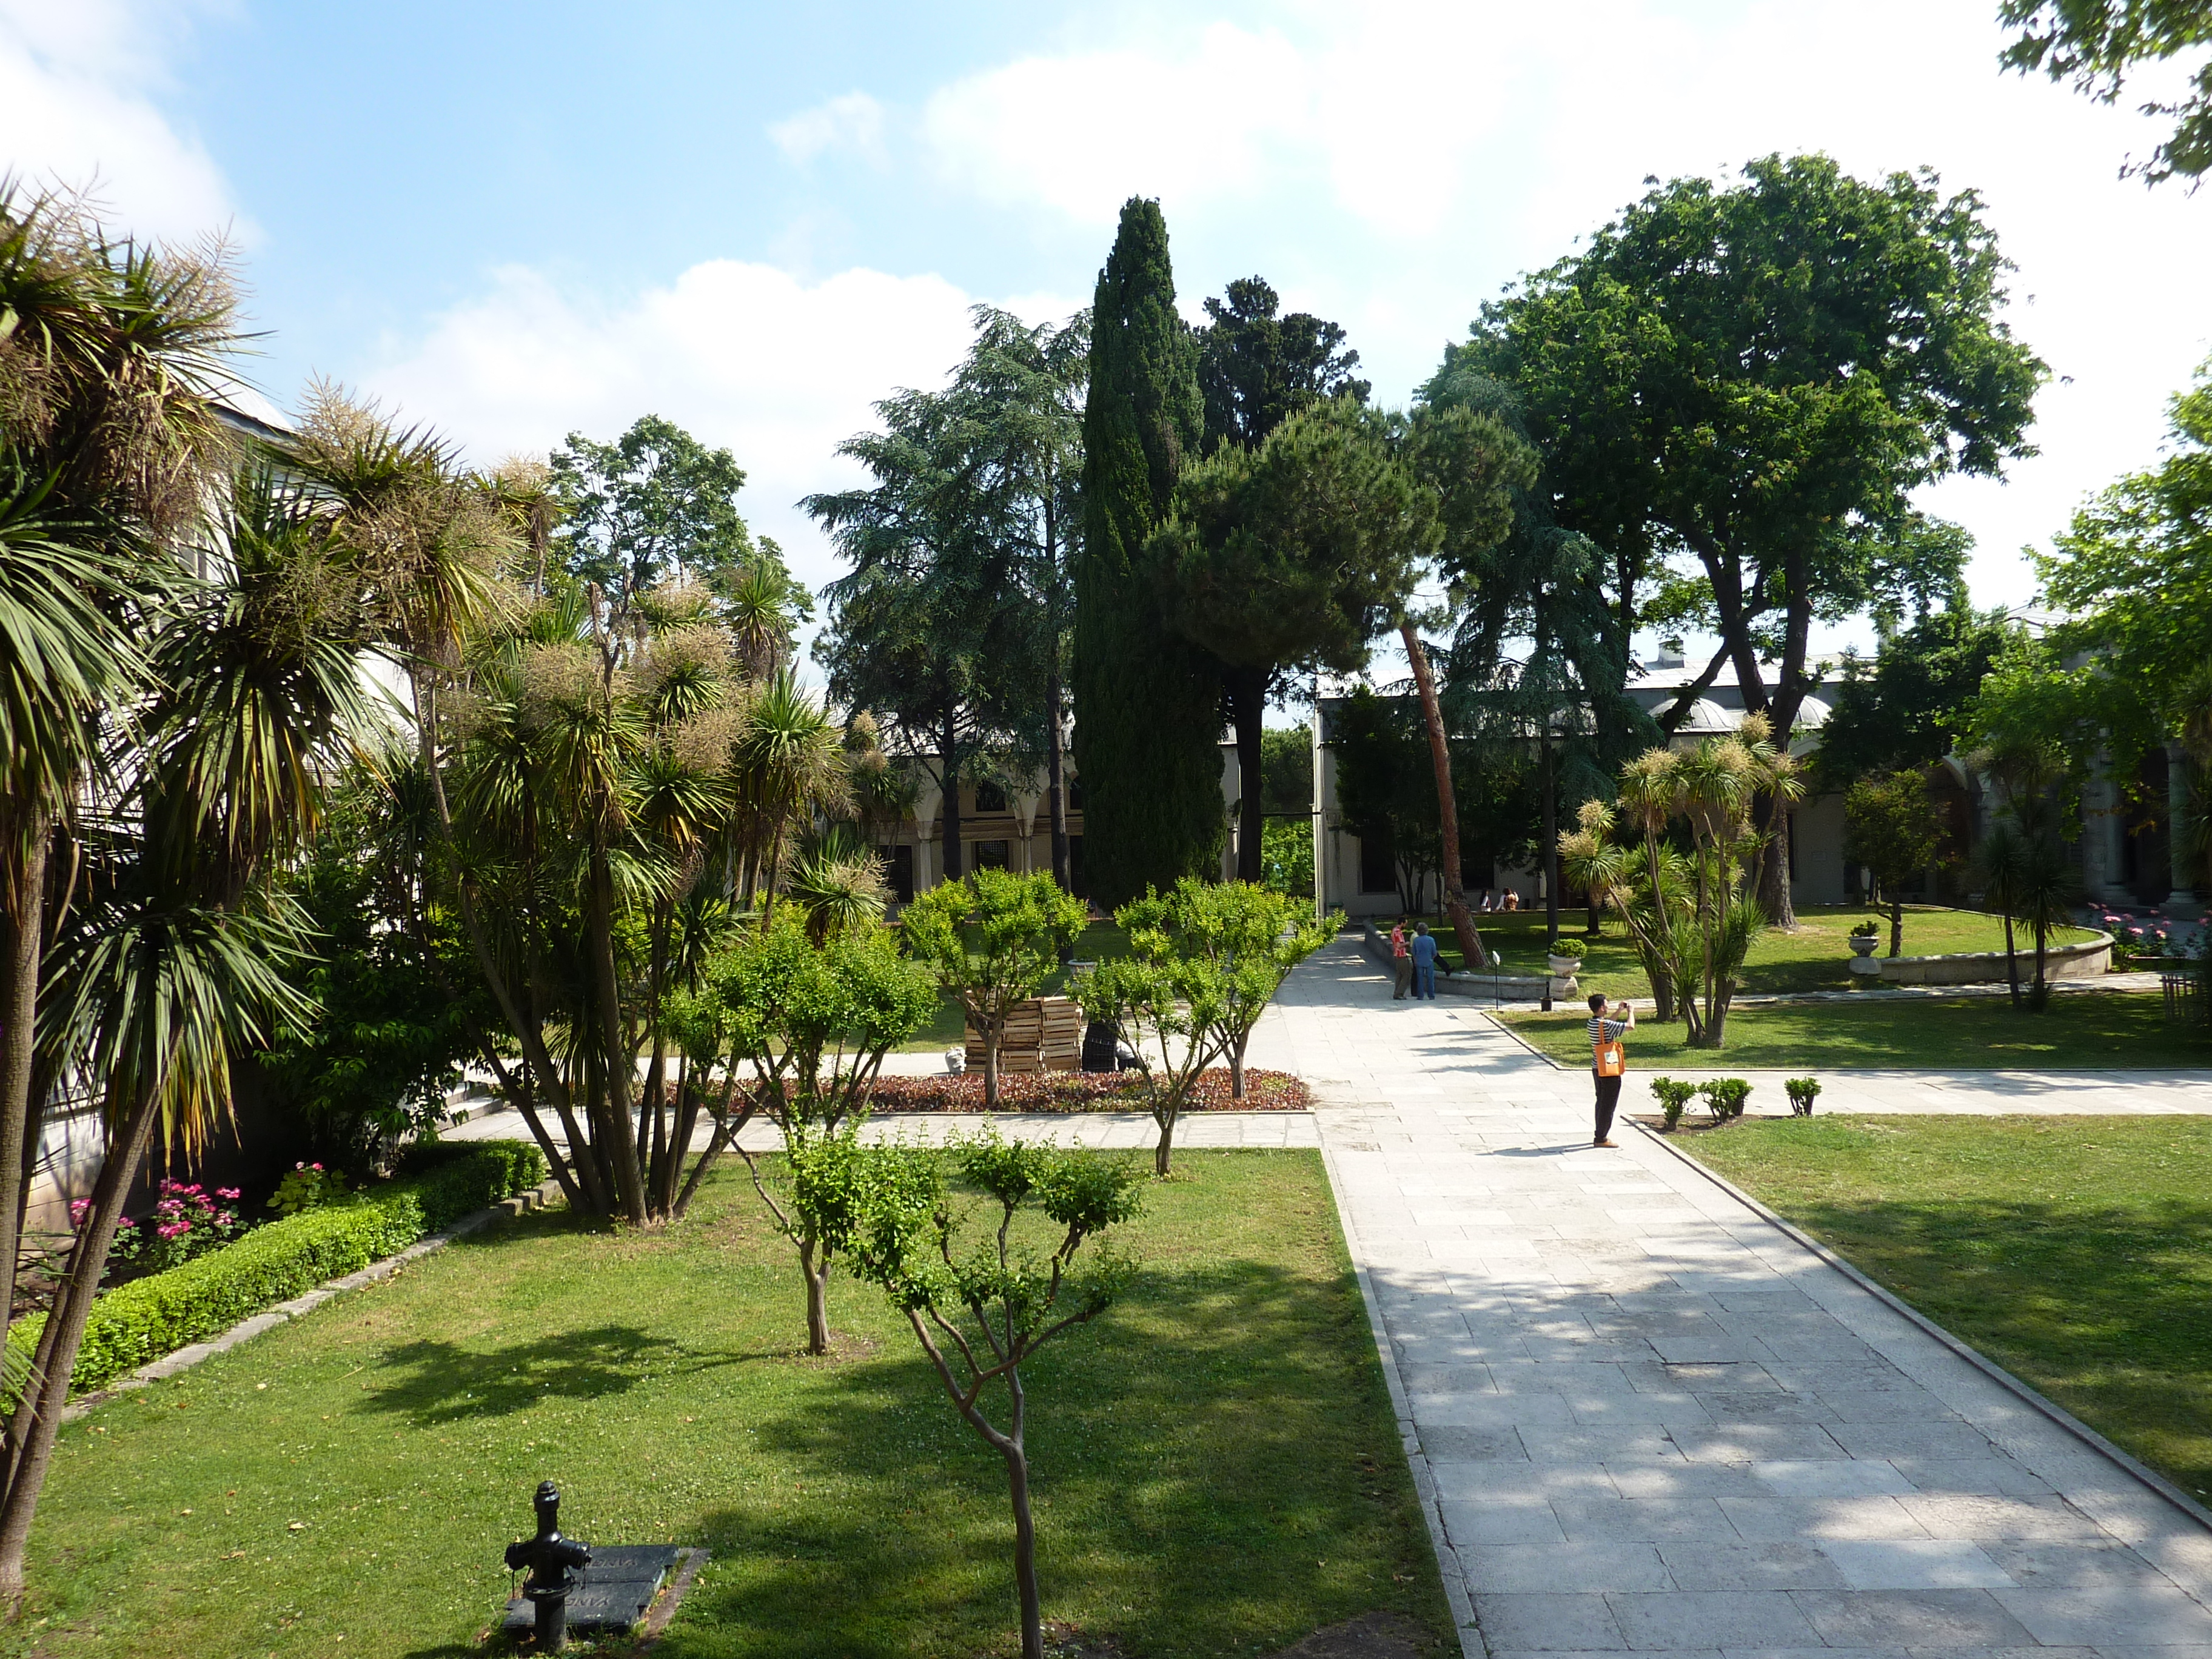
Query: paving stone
1462,1541,1672,1594
1606,1590,1822,1648
1213,942,2212,1656
1791,1589,2036,1646
1470,1593,1624,1651
1815,1539,2013,1589
1993,1584,2212,1644
1654,1541,1848,1591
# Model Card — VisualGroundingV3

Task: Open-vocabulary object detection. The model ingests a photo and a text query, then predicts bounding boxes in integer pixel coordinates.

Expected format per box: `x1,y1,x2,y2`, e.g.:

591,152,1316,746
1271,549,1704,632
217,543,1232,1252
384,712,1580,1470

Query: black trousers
1592,1072,1623,1142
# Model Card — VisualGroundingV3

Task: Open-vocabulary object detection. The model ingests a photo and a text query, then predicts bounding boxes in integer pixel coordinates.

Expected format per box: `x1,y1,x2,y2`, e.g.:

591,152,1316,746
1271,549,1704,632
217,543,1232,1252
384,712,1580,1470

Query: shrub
1647,1077,1698,1131
1784,1077,1821,1116
1549,936,1588,960
1699,1078,1752,1121
1849,920,1880,939
12,1141,543,1399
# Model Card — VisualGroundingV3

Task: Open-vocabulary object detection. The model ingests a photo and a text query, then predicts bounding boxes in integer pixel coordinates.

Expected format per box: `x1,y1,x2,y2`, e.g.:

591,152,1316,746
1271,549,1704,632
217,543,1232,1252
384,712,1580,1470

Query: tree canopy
1999,0,2212,184
1814,606,2018,786
1074,198,1225,905
1195,275,1370,454
1454,153,2046,919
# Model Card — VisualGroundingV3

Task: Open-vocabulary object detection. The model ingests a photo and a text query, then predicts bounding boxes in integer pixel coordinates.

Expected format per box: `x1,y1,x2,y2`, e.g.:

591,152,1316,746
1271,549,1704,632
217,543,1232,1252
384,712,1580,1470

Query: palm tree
0,447,383,1601
0,183,249,1606
1972,819,2029,1010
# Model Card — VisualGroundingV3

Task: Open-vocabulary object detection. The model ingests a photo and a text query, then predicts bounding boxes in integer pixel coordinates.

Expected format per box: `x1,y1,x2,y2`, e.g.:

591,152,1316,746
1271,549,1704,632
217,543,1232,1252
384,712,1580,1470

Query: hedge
12,1139,545,1399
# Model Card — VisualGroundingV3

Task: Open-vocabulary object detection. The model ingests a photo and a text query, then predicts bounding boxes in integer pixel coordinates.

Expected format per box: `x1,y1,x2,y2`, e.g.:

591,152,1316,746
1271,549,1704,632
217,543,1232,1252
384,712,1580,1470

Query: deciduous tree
1460,154,2045,925
850,1134,1142,1659
1844,770,1957,956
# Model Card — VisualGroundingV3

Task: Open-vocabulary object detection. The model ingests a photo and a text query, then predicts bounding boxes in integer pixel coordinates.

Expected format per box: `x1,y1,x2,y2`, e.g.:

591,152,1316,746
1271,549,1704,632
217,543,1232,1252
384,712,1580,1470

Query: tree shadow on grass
354,1324,752,1427
649,1259,1450,1659
1788,1193,2212,1493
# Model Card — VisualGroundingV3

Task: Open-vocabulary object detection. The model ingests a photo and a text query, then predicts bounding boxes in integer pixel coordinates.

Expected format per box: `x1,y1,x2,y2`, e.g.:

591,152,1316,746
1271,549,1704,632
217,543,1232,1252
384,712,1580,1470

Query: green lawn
1501,991,2210,1070
1677,1115,2212,1502
1419,905,2096,998
17,1152,1448,1658
899,921,1133,1051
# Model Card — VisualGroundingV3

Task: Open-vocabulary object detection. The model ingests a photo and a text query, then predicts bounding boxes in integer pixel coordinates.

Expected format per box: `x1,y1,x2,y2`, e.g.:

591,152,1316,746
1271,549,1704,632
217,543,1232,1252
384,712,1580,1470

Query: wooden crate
965,995,1082,1073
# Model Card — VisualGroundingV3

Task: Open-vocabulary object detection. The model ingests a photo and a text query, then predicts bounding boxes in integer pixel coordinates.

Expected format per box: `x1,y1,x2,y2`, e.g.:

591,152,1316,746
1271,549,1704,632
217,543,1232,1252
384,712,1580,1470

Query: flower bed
860,1067,1311,1113
12,1139,544,1398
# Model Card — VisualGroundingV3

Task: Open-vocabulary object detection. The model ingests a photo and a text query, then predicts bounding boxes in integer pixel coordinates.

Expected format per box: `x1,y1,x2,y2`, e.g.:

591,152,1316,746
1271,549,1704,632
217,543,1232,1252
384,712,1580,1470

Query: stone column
2165,741,2205,918
2080,757,2132,904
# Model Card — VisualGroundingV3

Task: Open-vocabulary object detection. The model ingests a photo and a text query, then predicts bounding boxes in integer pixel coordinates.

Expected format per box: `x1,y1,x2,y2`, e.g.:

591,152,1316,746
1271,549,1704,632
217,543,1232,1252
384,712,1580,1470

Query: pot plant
1546,935,1588,977
1848,920,1880,959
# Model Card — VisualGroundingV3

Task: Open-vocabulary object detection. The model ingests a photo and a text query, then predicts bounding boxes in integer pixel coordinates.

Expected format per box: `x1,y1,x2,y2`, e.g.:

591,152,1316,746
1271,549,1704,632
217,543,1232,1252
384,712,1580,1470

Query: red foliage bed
859,1067,1310,1114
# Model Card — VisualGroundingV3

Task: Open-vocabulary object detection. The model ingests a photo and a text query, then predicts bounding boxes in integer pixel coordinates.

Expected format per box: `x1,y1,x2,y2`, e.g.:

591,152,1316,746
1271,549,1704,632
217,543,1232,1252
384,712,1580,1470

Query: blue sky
8,0,2212,673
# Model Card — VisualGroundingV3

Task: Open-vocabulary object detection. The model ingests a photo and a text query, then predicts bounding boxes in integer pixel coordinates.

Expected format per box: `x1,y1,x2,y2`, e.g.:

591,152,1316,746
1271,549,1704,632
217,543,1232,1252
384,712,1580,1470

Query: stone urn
1546,953,1581,999
1848,933,1882,977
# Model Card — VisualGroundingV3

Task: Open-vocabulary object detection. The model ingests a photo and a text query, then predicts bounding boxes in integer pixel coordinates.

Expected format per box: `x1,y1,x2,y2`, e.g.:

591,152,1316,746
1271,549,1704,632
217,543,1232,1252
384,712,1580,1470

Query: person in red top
1389,918,1412,1000
1586,991,1635,1148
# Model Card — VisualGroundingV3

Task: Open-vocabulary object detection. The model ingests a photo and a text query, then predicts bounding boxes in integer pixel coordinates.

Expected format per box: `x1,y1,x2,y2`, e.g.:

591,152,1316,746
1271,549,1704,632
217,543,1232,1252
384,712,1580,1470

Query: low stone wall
1876,931,2112,986
1359,922,1554,1001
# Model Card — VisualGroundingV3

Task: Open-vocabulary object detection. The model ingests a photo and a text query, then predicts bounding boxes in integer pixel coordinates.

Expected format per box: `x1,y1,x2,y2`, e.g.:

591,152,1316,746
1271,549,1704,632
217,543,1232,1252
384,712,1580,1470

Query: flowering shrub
2097,911,2174,970
860,1067,1311,1114
269,1162,346,1218
76,1181,246,1278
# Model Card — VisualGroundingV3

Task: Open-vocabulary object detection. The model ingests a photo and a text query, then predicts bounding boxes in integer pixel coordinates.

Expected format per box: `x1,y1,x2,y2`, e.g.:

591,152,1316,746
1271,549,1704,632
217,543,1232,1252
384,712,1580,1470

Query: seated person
1501,889,1522,911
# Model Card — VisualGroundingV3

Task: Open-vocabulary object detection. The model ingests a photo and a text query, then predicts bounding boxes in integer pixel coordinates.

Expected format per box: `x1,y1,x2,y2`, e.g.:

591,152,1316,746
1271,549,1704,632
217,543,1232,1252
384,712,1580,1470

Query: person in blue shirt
1408,923,1439,1000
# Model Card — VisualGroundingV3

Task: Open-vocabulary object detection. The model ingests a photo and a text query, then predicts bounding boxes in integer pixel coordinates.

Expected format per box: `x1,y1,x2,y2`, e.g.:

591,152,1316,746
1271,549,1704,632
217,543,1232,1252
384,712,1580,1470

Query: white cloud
769,91,888,166
363,261,1084,662
0,0,246,245
913,1,2212,614
923,23,1318,226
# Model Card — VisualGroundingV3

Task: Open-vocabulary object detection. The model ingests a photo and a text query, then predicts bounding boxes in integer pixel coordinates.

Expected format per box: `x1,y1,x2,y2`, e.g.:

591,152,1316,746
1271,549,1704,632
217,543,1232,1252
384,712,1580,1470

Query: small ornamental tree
694,913,937,1353
850,1134,1142,1659
902,869,1088,1105
1151,879,1329,1100
1843,769,1954,957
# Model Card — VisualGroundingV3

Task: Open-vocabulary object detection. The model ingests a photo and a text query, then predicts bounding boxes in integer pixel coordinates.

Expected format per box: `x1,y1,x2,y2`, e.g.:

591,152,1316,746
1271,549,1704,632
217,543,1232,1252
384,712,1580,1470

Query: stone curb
1631,1117,2212,1541
58,1176,568,1422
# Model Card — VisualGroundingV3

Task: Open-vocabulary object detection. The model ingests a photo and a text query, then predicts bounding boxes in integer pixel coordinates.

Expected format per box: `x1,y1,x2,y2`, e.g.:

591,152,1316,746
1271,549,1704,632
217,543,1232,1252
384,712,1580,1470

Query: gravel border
57,1176,567,1422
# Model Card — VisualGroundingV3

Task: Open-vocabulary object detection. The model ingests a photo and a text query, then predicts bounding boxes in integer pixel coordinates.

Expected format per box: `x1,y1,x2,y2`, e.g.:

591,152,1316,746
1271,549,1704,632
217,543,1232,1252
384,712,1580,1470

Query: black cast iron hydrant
505,1481,592,1650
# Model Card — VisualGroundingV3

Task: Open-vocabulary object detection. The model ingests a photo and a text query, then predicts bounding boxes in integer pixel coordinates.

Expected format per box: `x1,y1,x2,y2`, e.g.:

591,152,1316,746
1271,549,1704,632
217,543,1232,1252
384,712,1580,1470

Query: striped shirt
1586,1016,1629,1046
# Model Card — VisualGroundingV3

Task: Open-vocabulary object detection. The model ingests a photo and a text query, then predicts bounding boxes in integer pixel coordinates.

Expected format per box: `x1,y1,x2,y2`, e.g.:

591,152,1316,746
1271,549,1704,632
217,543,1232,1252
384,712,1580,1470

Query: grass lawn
17,1151,1449,1658
1418,905,2097,999
898,920,1132,1052
1676,1115,2212,1503
1500,991,2211,1070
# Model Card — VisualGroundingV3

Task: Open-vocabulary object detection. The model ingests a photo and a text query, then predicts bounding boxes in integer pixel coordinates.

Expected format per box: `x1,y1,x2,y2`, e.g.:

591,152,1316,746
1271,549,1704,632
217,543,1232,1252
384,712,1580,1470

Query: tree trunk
802,1238,830,1357
1399,622,1488,973
2031,920,2050,1012
1230,1030,1248,1101
1888,895,1903,959
1004,1366,1042,1659
1046,649,1070,891
983,1017,1000,1110
0,1083,161,1607
940,703,964,885
0,823,50,1339
1540,722,1560,948
588,849,648,1226
1154,1109,1175,1178
2002,913,2021,1011
1228,665,1265,885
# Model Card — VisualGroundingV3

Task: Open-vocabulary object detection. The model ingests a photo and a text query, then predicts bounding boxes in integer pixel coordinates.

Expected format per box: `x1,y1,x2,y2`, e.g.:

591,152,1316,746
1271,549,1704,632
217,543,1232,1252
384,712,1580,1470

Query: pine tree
1074,198,1224,905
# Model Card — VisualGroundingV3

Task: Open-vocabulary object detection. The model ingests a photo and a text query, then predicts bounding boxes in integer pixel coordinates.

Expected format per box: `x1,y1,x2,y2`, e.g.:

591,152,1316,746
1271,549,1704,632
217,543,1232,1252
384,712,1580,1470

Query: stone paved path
1242,937,2212,1658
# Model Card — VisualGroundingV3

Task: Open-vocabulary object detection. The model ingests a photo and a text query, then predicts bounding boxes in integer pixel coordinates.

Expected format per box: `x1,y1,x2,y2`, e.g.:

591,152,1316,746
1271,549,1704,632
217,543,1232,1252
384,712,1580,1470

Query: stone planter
1546,953,1583,977
1848,934,1879,957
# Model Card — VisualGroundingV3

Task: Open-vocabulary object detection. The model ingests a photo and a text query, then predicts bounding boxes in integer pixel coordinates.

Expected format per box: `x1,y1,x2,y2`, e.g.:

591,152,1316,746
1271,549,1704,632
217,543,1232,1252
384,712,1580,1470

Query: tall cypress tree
1074,198,1224,904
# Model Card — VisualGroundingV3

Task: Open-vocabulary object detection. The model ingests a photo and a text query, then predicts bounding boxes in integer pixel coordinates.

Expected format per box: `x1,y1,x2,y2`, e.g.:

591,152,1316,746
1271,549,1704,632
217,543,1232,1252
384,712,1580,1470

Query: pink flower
156,1222,189,1240
216,1188,241,1201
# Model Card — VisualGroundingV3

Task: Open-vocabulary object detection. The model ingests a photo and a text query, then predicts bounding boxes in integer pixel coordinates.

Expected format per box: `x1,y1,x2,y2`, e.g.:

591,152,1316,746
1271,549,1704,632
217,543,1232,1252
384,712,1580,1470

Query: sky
7,0,2211,681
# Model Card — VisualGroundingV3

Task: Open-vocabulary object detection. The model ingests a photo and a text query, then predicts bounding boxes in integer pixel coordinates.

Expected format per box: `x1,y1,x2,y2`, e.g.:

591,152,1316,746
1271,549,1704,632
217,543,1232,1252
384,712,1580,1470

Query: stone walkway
1242,937,2212,1658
